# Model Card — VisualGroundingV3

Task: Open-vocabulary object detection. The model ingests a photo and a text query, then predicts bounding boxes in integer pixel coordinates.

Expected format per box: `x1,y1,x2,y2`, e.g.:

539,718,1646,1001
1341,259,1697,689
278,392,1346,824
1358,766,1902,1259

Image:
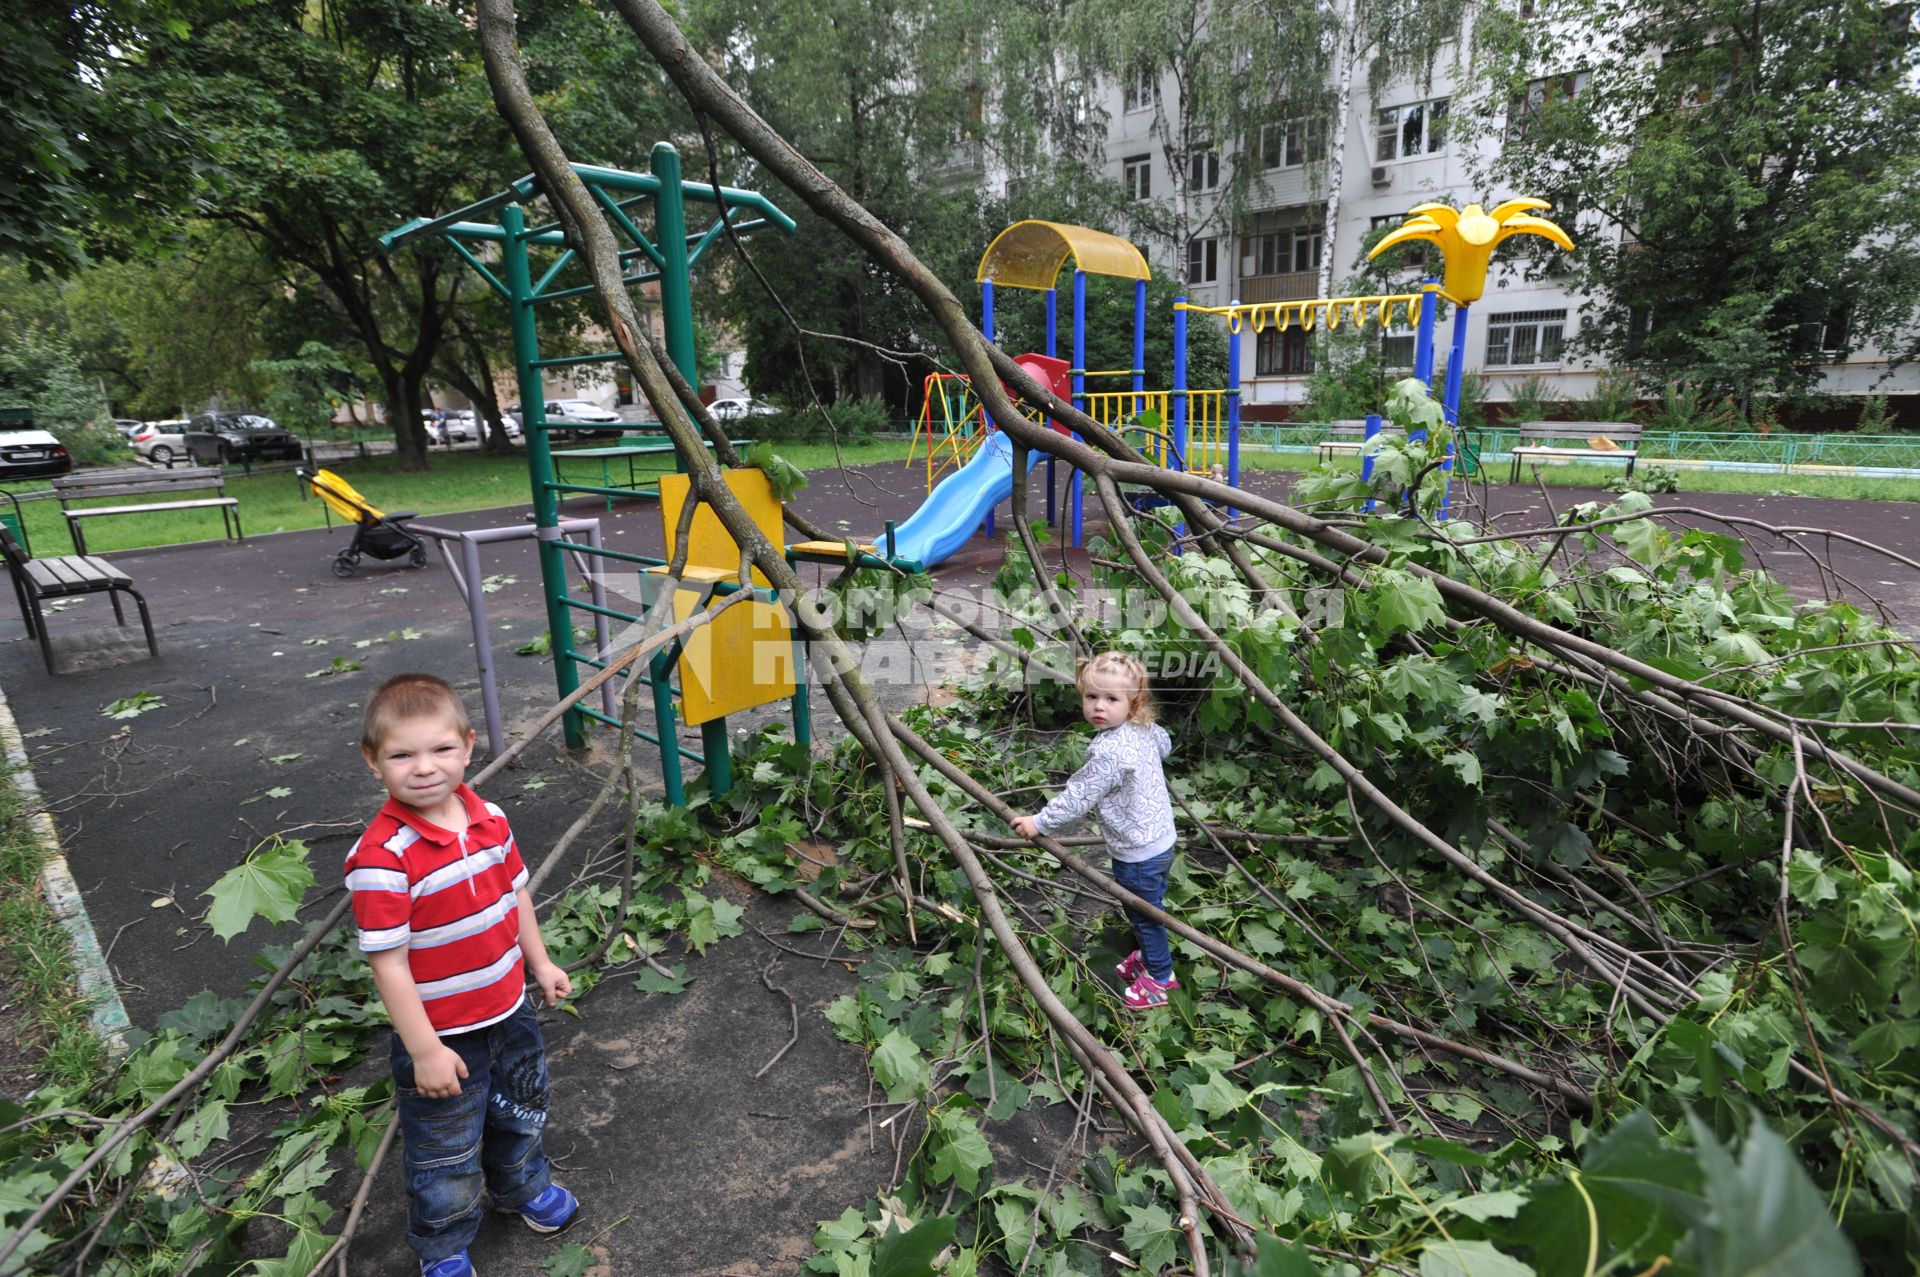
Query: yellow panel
976,220,1151,291
671,588,797,726
657,468,785,587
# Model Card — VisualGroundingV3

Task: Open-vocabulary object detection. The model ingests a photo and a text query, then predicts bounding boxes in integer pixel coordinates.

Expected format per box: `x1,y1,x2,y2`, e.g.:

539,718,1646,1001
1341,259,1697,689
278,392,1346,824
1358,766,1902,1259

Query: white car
132,420,192,466
708,397,779,423
544,399,623,441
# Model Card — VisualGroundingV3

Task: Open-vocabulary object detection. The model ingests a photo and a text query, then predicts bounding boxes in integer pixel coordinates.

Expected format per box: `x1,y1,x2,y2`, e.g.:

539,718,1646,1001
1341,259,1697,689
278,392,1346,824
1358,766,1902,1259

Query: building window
1243,226,1321,276
1123,154,1152,201
1259,118,1324,169
1376,97,1449,161
1186,236,1219,285
1187,146,1220,192
1798,304,1851,359
1123,66,1156,114
1379,332,1416,368
1368,213,1435,274
1256,328,1314,376
1485,309,1567,367
1509,71,1590,140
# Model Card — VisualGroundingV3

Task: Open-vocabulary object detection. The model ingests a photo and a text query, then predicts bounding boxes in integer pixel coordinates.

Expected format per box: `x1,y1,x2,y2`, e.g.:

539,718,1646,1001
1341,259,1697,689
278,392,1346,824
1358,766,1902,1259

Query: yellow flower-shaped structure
1368,198,1574,304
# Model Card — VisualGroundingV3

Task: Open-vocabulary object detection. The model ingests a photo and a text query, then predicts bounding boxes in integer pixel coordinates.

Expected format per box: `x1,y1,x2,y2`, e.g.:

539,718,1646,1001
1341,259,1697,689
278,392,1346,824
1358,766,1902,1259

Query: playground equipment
895,200,1571,552
383,145,806,801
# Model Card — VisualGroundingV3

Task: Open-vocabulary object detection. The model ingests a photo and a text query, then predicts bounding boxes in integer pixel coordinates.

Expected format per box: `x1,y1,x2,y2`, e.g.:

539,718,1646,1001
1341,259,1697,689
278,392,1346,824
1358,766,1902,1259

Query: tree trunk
1317,19,1358,303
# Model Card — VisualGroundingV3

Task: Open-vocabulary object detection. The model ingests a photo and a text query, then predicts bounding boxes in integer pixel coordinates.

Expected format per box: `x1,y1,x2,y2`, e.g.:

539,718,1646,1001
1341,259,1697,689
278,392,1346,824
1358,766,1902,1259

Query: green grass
1,438,916,556
1241,449,1920,503
0,779,109,1088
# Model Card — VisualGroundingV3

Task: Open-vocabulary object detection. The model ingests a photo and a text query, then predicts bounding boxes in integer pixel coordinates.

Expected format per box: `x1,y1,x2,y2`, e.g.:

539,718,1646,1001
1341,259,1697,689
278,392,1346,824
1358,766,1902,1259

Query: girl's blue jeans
1112,847,1177,981
392,997,554,1264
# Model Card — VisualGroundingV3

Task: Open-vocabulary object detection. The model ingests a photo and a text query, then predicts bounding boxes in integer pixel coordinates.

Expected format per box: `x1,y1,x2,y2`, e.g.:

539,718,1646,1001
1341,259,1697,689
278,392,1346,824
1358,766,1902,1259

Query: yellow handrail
1177,290,1442,334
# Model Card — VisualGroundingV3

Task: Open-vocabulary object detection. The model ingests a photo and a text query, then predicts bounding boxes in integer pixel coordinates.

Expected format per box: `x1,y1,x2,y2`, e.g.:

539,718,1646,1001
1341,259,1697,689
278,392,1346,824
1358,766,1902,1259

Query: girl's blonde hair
1076,651,1156,725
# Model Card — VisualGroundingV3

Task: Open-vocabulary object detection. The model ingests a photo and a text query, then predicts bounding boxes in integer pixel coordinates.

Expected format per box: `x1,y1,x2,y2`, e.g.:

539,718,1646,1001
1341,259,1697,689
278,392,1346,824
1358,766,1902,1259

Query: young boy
345,674,579,1277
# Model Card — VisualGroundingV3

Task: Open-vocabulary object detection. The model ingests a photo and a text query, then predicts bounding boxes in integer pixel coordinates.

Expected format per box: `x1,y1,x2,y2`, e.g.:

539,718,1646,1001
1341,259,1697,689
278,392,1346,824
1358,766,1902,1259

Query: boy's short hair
362,674,472,753
1075,651,1157,725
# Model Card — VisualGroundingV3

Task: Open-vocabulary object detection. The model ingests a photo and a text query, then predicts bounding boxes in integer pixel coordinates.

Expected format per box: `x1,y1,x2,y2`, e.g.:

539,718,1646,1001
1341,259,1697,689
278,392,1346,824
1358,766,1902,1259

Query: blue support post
1438,301,1470,520
982,278,996,539
1226,306,1242,517
1046,287,1057,526
1413,282,1440,386
1172,298,1190,472
1071,269,1086,548
1132,278,1147,418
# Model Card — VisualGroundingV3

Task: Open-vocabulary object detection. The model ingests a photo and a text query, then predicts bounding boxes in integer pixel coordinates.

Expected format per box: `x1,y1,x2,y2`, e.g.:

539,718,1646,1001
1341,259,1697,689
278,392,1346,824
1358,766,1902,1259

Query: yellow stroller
300,468,429,578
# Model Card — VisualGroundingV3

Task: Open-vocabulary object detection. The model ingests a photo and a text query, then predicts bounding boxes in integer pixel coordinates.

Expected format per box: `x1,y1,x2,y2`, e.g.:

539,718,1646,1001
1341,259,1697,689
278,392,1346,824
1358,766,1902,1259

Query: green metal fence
1239,424,1920,474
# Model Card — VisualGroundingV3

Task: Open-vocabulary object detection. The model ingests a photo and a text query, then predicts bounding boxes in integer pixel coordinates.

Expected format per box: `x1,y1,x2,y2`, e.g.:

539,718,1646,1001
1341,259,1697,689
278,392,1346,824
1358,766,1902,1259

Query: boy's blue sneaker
499,1184,579,1235
422,1254,474,1277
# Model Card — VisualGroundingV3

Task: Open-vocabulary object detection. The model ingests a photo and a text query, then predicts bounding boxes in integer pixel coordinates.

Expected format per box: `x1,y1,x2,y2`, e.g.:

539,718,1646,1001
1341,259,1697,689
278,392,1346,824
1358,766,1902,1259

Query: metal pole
1072,269,1087,548
652,142,731,799
1361,412,1384,514
1172,298,1190,471
1439,301,1469,520
1132,278,1147,418
1226,304,1242,515
982,279,996,342
1045,287,1058,527
502,203,586,748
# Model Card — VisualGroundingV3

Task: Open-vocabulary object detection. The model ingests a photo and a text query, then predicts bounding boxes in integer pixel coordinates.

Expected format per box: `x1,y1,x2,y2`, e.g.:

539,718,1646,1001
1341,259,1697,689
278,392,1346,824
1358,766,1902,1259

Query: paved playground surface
2,458,1915,1272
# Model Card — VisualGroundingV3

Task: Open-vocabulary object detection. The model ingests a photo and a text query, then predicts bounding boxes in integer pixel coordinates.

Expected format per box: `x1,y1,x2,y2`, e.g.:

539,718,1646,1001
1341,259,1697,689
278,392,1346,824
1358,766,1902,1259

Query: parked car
545,399,624,442
112,419,144,439
132,419,192,466
184,413,304,465
0,409,72,479
444,411,476,443
708,397,779,423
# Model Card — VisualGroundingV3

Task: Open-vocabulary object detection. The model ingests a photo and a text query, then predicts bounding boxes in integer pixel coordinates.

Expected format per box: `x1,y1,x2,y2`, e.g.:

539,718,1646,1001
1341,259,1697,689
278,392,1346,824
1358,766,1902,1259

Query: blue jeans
392,997,554,1265
1112,847,1177,981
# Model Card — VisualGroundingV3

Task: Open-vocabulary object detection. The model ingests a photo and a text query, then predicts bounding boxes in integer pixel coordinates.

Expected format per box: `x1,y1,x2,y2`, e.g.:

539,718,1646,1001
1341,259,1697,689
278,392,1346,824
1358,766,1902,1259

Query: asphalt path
3,458,1915,1272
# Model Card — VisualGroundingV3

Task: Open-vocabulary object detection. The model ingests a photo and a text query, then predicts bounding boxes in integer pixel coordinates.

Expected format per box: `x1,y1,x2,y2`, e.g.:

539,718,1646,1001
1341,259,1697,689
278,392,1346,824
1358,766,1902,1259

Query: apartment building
1098,57,1916,424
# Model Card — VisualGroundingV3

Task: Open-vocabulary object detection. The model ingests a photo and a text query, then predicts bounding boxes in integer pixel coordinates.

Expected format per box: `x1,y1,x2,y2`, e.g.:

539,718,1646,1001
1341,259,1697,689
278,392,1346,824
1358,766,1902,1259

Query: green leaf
1687,1112,1859,1277
202,838,315,941
871,1212,957,1277
1327,1132,1401,1200
541,1243,597,1277
871,1029,929,1102
172,1099,231,1159
269,752,303,765
1440,750,1483,788
101,691,165,719
1371,572,1447,637
634,965,690,996
749,443,810,501
928,1109,993,1191
1417,1239,1534,1277
1188,1069,1250,1119
1119,1199,1179,1276
1440,1190,1528,1222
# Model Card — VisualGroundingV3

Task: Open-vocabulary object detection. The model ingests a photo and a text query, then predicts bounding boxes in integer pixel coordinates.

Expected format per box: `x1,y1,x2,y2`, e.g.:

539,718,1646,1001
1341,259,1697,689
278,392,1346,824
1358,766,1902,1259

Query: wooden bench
1508,421,1642,484
1316,419,1406,464
0,526,156,673
51,467,242,554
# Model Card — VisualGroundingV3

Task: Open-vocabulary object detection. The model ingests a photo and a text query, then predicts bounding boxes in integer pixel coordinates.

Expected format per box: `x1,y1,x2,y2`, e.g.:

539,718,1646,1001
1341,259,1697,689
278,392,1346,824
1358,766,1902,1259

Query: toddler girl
1012,652,1179,1009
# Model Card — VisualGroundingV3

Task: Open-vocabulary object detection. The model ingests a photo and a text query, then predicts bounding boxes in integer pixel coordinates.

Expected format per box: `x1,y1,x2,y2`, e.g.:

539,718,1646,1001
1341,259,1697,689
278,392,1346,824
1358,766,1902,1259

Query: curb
0,680,133,1056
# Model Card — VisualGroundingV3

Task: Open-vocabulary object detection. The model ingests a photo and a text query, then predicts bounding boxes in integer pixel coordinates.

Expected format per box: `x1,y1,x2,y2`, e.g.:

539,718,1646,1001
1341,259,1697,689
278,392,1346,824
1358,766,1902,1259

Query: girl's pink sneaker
1122,969,1178,1010
1114,949,1145,981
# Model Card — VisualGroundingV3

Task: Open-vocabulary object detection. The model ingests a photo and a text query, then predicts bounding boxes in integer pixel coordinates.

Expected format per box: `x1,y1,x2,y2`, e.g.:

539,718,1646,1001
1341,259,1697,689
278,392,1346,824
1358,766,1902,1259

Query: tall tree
1468,0,1920,416
0,0,201,274
127,0,668,465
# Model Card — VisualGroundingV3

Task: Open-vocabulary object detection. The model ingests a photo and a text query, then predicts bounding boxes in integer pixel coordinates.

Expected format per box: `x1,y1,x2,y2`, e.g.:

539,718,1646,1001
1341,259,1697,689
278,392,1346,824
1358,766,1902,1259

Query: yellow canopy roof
975,220,1151,291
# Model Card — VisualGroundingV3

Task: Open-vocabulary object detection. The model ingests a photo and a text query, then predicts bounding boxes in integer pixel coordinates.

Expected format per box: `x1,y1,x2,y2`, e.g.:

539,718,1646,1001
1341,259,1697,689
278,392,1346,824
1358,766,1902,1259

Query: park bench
1507,420,1642,484
0,526,157,674
1316,419,1406,464
51,466,242,554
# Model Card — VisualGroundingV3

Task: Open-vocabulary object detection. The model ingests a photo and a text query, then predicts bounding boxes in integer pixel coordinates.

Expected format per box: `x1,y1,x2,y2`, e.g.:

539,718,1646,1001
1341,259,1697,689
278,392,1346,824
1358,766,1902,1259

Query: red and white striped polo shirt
345,785,529,1036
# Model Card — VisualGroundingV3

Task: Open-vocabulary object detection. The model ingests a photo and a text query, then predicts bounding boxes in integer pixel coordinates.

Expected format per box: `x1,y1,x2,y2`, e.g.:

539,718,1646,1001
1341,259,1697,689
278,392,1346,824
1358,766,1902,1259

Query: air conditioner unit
1371,165,1392,187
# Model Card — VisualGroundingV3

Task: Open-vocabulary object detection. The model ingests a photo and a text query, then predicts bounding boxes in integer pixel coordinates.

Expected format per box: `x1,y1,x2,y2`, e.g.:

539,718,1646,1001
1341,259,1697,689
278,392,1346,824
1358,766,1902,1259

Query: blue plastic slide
880,432,1045,569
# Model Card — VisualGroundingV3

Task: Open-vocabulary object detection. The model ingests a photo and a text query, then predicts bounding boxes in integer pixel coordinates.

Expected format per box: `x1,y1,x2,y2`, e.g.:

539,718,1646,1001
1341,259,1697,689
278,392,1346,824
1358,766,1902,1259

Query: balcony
1239,271,1318,304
